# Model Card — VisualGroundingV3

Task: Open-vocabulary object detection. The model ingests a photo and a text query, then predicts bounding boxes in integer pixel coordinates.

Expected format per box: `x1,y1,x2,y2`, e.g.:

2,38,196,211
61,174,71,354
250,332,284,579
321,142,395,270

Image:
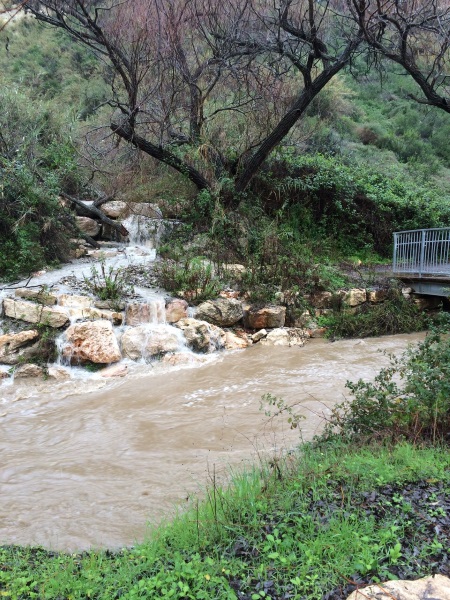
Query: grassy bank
1,441,449,600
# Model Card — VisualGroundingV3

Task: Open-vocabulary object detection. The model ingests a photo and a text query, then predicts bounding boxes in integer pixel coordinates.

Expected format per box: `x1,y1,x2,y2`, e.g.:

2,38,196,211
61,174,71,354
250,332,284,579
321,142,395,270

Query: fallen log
61,192,129,238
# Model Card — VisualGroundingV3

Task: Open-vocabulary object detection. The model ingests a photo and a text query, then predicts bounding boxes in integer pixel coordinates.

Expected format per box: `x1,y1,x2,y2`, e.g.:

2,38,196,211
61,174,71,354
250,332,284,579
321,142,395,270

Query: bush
321,319,450,443
153,257,223,304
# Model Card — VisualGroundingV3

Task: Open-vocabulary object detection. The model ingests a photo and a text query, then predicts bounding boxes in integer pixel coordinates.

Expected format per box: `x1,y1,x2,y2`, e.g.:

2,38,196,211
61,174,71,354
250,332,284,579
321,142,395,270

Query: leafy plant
83,259,133,303
153,257,223,304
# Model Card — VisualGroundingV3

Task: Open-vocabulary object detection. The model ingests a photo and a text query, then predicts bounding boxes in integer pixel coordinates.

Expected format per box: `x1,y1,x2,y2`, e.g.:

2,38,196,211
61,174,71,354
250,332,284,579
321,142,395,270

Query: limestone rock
58,294,92,308
14,288,57,305
121,325,181,361
47,366,71,381
94,300,126,311
64,321,121,364
346,574,450,600
244,305,286,329
260,328,307,347
367,289,388,303
224,331,250,350
165,299,188,324
195,298,243,327
87,249,118,259
76,216,101,237
175,318,225,353
14,364,44,379
125,302,164,326
98,364,128,378
3,298,69,328
251,329,267,343
101,200,129,219
0,330,39,358
344,288,367,307
0,341,41,365
67,307,123,325
161,353,202,367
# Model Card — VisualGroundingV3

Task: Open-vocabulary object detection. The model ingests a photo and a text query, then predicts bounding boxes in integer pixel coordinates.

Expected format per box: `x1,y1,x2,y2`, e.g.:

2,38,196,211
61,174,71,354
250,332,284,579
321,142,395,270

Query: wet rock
165,299,188,324
97,364,128,378
14,288,58,305
94,300,126,311
346,574,450,600
14,364,44,379
308,326,328,339
87,249,118,259
47,366,71,381
3,298,69,328
161,353,203,367
63,321,121,364
260,327,307,347
0,342,41,366
174,318,225,353
125,302,164,326
224,331,250,350
76,216,101,237
0,330,39,359
101,201,129,219
58,294,92,308
244,305,286,329
195,298,243,327
121,324,181,360
344,288,367,307
67,307,123,325
251,329,267,343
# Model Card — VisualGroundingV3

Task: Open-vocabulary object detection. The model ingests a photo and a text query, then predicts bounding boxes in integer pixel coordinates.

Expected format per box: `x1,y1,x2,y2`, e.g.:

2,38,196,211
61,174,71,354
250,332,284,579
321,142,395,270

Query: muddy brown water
0,333,424,551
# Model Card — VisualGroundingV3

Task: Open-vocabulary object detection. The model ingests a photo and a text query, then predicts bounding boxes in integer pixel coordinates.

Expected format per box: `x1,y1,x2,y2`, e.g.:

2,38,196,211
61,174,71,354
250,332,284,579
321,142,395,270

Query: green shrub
153,257,223,304
83,260,133,302
322,320,450,443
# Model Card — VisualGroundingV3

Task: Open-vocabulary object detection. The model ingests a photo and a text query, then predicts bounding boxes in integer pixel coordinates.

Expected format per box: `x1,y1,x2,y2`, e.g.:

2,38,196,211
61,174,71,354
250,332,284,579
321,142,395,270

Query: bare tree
24,0,364,197
348,0,450,113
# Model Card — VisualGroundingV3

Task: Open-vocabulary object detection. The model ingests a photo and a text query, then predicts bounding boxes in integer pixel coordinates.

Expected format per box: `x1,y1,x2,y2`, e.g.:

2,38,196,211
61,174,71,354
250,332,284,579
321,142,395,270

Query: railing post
393,232,398,272
419,229,426,277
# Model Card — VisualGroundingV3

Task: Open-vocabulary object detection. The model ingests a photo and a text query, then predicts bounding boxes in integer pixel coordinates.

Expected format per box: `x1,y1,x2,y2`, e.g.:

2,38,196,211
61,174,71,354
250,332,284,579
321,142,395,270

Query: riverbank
1,441,449,599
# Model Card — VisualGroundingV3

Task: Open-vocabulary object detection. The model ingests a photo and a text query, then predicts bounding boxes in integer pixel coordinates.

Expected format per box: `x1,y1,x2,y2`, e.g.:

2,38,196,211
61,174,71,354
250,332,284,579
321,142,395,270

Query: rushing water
0,332,424,551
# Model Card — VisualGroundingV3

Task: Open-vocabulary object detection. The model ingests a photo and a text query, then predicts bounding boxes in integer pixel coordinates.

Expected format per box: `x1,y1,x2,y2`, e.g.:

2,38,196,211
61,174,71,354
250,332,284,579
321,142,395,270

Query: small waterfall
122,215,180,249
124,299,166,326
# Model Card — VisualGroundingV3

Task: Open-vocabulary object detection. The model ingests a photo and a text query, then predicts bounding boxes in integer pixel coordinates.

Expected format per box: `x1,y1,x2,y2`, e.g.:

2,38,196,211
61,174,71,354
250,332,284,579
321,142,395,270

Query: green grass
1,442,449,599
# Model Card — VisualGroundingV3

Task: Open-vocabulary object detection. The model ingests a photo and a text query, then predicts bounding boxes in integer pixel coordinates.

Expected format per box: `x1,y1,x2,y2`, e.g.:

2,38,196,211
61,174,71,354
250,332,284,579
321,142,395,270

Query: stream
0,331,424,551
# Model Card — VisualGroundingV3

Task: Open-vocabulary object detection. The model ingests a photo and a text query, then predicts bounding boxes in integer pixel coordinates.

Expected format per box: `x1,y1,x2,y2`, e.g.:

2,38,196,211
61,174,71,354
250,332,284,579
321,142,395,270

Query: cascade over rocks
125,302,164,326
121,325,181,361
63,321,121,364
195,297,243,327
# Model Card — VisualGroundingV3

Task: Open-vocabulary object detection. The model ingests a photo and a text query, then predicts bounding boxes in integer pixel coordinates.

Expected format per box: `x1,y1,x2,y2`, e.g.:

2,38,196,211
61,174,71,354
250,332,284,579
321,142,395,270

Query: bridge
393,228,450,297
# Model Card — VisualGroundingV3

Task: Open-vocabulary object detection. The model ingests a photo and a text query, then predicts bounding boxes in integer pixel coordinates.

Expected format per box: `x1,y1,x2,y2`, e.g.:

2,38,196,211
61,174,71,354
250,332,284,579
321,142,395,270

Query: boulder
94,300,126,311
63,321,121,364
343,288,367,307
3,298,69,328
251,329,267,343
224,331,250,350
47,366,71,381
58,294,92,308
125,302,164,326
76,216,101,237
14,288,58,305
244,305,286,329
0,330,39,359
101,201,129,219
346,574,450,600
121,325,181,360
260,328,307,347
195,298,243,327
14,364,44,379
165,299,188,324
367,289,388,303
161,353,202,367
175,318,225,353
0,341,41,366
66,307,123,325
98,364,128,378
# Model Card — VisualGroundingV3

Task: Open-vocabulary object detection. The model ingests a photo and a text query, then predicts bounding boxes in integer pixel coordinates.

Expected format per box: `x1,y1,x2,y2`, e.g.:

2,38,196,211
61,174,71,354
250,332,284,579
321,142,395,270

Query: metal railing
393,228,450,277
